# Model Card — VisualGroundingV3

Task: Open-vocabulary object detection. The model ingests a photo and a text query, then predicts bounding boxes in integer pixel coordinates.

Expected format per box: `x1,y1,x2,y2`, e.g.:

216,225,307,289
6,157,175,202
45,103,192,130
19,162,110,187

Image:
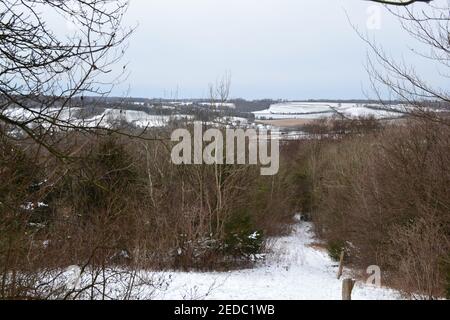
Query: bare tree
0,0,134,157
352,1,449,124
209,72,231,111
208,74,232,235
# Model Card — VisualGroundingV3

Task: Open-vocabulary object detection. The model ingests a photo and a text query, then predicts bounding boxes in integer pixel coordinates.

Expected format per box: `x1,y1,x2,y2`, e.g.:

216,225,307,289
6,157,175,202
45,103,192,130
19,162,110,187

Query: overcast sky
112,0,439,100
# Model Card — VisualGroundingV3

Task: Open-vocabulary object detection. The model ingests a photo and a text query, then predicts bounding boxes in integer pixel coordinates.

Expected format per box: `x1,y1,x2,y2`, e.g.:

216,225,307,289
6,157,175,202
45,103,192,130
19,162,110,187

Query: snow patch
150,218,402,300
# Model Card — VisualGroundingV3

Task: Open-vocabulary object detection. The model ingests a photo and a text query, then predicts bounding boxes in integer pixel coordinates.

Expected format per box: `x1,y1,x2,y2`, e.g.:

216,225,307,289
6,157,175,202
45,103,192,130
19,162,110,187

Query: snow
20,201,49,211
215,116,249,127
151,217,402,300
64,266,82,291
5,107,82,123
256,102,336,115
83,109,193,128
253,102,409,120
342,105,404,119
169,101,194,106
26,218,402,300
4,106,194,129
248,231,259,240
200,102,236,109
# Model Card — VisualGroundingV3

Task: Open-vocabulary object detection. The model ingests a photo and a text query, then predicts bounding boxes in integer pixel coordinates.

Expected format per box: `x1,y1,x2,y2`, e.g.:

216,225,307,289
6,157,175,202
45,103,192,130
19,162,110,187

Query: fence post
342,278,356,300
337,251,345,279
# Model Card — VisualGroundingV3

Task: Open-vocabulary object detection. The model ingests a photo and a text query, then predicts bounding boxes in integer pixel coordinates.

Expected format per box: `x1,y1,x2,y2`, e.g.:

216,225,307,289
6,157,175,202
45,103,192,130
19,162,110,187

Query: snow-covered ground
95,109,193,128
27,218,402,300
152,217,402,300
253,102,409,120
199,102,236,109
4,107,193,129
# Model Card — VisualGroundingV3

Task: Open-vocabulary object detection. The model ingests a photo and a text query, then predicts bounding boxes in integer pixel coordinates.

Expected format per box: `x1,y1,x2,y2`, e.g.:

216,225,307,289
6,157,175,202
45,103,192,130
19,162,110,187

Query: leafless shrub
307,119,449,298
0,0,137,157
354,2,450,125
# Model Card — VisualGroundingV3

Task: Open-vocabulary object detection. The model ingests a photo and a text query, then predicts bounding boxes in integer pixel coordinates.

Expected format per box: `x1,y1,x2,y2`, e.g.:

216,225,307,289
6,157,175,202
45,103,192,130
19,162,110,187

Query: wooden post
342,278,356,300
336,251,345,279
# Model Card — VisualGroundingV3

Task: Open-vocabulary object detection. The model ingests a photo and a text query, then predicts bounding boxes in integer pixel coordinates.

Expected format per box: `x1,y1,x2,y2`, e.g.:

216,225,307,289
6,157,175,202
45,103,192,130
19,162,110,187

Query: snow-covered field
152,217,402,300
94,109,193,128
4,107,193,129
200,102,236,109
253,102,408,120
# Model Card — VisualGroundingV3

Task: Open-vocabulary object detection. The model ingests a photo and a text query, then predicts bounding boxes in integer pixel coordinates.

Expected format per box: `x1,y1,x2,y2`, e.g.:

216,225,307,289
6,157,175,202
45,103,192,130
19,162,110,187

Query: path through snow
153,218,402,300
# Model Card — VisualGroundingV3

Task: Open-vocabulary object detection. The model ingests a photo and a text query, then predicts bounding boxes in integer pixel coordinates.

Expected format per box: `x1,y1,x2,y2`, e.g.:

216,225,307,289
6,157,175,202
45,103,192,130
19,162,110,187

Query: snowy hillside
93,109,193,128
253,102,409,120
4,107,193,129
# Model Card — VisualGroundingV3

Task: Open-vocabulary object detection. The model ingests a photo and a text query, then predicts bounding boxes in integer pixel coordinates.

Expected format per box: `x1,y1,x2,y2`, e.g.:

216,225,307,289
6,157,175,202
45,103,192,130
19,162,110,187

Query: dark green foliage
223,208,264,257
0,138,40,204
0,138,53,226
93,138,138,186
327,240,345,262
292,167,314,217
61,137,139,219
